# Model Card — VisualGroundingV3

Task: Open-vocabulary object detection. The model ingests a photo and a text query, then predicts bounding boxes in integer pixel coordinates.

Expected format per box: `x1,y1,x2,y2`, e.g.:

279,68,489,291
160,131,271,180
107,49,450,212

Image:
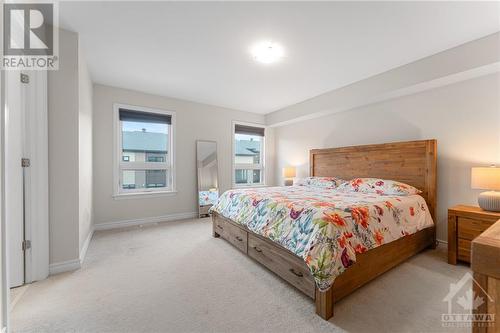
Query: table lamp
471,166,500,211
283,166,296,186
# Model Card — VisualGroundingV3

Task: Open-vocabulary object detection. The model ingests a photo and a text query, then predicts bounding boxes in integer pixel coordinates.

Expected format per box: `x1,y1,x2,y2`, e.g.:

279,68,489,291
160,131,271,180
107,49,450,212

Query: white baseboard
49,259,81,275
437,239,447,245
94,212,198,231
49,227,94,276
79,226,95,264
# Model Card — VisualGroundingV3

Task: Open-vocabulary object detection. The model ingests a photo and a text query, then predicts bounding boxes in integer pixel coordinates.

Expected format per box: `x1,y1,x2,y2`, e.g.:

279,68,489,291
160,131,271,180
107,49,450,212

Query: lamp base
284,179,293,186
478,191,500,212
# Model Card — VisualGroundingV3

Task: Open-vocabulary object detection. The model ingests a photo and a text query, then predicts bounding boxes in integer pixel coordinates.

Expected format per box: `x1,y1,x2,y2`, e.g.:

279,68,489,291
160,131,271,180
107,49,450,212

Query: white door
5,70,25,288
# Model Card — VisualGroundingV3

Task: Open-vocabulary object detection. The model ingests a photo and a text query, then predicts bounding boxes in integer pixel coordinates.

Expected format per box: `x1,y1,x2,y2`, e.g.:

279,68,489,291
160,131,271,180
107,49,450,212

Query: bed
211,139,437,320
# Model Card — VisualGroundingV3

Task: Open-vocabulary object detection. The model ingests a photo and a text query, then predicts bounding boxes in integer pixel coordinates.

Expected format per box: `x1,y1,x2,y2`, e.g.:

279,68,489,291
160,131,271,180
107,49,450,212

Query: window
233,123,265,186
114,104,175,196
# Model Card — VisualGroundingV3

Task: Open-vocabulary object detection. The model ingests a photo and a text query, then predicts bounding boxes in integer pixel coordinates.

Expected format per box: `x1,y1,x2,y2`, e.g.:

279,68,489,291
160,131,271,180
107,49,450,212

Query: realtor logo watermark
442,272,495,328
2,1,58,70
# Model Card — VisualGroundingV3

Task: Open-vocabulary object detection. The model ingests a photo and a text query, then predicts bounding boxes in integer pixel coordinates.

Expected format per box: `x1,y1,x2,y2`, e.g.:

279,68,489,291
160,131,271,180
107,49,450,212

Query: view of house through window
233,124,264,186
118,107,173,193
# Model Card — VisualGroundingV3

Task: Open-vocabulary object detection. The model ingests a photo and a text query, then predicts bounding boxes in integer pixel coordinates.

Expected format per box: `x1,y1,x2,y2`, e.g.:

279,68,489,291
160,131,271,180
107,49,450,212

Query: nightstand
448,205,500,264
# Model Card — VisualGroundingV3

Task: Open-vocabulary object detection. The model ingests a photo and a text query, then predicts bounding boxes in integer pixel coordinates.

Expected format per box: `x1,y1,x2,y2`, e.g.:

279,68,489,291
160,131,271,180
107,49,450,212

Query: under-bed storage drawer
214,218,247,253
247,234,315,298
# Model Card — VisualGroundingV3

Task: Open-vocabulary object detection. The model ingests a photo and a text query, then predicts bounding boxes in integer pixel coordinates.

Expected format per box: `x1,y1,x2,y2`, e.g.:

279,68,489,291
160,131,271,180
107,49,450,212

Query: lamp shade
283,166,296,178
471,167,500,190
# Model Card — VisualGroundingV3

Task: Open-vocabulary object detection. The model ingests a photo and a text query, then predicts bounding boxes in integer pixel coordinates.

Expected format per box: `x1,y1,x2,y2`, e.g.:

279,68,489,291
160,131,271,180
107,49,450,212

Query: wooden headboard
310,140,437,219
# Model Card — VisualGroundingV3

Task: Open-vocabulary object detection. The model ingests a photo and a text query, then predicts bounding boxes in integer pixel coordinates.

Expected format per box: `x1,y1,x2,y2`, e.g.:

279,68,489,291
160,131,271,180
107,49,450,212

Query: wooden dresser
448,205,500,265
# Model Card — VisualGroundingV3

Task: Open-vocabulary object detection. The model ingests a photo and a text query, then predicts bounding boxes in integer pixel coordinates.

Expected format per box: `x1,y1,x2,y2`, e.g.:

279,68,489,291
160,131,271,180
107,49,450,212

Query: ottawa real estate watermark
442,272,495,329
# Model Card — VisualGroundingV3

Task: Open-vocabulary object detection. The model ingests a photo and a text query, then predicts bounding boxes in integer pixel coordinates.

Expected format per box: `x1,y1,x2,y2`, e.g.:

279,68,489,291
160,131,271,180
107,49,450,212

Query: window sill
113,190,178,200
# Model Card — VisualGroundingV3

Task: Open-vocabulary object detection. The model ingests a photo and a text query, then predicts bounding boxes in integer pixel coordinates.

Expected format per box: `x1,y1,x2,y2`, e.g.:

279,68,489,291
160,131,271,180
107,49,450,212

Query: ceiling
59,1,500,114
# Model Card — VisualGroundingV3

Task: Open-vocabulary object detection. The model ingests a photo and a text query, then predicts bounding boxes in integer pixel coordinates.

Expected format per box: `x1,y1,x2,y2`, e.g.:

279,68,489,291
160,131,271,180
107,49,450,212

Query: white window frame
113,103,176,198
232,121,266,188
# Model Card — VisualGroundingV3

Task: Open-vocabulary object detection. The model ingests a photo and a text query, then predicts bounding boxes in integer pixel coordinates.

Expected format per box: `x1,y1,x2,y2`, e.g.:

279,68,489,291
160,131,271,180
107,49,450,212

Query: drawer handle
253,246,263,253
289,268,303,278
235,236,243,242
217,225,223,230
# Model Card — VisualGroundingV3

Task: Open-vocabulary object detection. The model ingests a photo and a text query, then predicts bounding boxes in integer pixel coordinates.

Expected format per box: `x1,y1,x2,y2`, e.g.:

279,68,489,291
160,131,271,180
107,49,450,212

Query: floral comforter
210,185,433,291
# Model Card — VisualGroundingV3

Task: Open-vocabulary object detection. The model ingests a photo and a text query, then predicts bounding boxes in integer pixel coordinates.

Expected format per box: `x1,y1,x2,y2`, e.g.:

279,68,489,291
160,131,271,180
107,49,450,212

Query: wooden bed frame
212,139,437,320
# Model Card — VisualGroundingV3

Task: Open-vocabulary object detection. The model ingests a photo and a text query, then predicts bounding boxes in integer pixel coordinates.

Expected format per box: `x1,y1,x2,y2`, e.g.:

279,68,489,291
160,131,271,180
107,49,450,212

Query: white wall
274,73,500,242
47,29,94,268
78,38,94,252
48,29,80,264
93,84,274,226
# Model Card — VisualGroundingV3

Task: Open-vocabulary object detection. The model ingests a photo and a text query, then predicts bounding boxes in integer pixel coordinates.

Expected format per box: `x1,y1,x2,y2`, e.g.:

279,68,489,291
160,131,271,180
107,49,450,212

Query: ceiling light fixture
251,41,284,64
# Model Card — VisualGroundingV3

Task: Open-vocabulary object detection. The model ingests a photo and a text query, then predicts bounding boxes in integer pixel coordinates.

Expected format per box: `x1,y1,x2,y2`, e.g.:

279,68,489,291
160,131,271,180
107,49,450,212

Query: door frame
1,63,9,333
0,68,49,332
21,71,49,283
4,69,49,287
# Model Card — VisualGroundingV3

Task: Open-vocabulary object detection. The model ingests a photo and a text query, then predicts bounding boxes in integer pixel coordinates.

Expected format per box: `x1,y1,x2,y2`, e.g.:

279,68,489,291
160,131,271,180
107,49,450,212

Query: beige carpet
12,218,470,333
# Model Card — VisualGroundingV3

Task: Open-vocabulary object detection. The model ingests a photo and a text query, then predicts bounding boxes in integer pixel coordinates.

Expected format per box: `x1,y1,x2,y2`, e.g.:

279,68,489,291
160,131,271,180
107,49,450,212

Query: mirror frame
196,140,219,218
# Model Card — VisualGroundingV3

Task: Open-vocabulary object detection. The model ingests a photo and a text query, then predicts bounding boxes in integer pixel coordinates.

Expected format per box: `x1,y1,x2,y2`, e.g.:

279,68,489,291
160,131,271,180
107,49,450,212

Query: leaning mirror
196,140,219,218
